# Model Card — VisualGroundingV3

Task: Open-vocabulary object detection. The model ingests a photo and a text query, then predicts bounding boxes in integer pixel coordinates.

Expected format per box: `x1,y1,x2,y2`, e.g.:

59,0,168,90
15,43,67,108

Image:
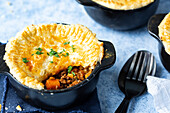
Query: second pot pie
92,0,154,10
158,13,170,55
4,24,104,90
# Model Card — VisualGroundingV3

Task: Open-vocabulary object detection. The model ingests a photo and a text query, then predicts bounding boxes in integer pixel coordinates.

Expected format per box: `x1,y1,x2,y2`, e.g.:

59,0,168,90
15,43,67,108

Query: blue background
0,0,170,112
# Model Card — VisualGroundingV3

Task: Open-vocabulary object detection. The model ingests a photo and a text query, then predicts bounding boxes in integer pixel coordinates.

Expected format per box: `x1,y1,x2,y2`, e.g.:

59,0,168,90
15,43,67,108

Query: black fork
116,51,156,113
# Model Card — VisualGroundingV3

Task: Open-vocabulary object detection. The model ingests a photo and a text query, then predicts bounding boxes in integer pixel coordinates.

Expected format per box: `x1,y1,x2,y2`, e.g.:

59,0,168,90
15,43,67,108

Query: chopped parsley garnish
72,71,75,76
61,52,69,57
31,54,34,56
68,66,73,73
35,47,43,55
22,58,29,63
59,51,63,54
55,53,60,57
36,47,42,51
59,49,66,54
65,52,69,57
49,49,57,56
49,61,53,63
71,45,76,52
48,48,69,58
36,51,44,55
48,49,60,58
63,42,70,45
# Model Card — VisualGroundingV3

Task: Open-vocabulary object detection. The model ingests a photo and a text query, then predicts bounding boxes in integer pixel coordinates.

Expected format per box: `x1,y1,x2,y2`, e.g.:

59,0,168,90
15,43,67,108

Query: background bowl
76,0,159,30
0,40,116,110
148,13,170,72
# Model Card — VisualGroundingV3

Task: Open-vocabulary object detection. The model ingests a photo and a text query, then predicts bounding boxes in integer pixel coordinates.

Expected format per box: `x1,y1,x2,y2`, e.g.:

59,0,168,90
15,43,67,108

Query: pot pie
92,0,154,10
158,13,170,55
4,24,104,90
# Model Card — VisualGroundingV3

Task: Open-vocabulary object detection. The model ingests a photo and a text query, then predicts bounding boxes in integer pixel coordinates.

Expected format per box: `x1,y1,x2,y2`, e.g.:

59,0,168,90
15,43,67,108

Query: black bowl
148,13,170,72
0,40,116,110
76,0,159,30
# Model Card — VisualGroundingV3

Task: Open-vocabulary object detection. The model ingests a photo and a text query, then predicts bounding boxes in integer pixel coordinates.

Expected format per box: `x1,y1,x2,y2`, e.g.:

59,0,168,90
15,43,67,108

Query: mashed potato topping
92,0,154,10
4,24,104,90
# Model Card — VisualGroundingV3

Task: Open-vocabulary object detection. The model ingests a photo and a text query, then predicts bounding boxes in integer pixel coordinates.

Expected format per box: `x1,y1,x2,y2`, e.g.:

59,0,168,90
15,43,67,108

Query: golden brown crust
4,24,104,90
92,0,154,10
158,13,170,55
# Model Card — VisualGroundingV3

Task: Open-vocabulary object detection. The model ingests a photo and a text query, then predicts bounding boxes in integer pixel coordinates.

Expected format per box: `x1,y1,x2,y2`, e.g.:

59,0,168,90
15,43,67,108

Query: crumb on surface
50,93,54,95
25,95,29,99
5,107,8,110
16,105,22,111
7,2,12,6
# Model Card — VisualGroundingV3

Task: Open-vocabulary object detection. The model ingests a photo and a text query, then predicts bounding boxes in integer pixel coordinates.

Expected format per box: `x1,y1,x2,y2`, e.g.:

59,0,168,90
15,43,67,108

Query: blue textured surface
0,0,170,113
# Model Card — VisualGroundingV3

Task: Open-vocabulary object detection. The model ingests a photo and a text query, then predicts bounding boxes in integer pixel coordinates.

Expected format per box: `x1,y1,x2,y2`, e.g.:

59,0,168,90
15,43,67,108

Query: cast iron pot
0,40,116,110
148,13,170,72
76,0,159,30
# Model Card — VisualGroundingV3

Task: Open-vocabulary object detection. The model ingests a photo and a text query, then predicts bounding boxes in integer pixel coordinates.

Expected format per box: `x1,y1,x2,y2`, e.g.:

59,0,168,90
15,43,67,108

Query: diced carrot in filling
67,74,74,78
45,77,60,90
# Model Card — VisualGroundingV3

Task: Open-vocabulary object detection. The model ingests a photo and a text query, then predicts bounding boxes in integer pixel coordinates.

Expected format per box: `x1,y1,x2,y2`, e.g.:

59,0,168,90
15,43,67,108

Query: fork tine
126,52,139,79
148,53,154,74
150,56,156,76
138,52,147,81
132,52,143,80
152,58,156,75
143,53,154,82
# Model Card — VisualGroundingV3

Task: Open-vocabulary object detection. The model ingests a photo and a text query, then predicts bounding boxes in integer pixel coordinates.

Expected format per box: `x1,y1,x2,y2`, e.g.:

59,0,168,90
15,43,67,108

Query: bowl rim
3,40,116,93
76,0,158,12
148,13,167,42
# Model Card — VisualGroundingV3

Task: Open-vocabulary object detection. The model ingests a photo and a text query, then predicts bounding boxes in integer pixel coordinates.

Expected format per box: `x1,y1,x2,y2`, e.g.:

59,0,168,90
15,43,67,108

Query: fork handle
115,97,130,113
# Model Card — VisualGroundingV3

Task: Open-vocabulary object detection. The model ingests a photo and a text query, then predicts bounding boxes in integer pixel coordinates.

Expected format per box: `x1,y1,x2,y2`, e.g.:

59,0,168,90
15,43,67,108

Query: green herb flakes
65,52,69,57
49,61,53,63
31,54,34,56
48,49,60,58
22,58,29,63
48,48,69,58
71,45,76,52
72,71,75,76
49,49,57,56
68,66,73,73
63,42,70,45
55,54,60,58
36,47,42,51
35,47,43,55
36,51,44,55
61,52,69,57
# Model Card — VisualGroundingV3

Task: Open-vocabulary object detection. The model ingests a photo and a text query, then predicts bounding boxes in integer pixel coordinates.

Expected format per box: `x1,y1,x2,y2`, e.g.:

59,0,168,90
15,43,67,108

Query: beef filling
44,66,92,90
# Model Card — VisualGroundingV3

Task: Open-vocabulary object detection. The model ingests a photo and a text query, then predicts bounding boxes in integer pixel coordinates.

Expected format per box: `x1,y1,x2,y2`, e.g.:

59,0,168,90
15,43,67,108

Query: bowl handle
147,14,167,42
76,0,97,6
99,40,116,71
